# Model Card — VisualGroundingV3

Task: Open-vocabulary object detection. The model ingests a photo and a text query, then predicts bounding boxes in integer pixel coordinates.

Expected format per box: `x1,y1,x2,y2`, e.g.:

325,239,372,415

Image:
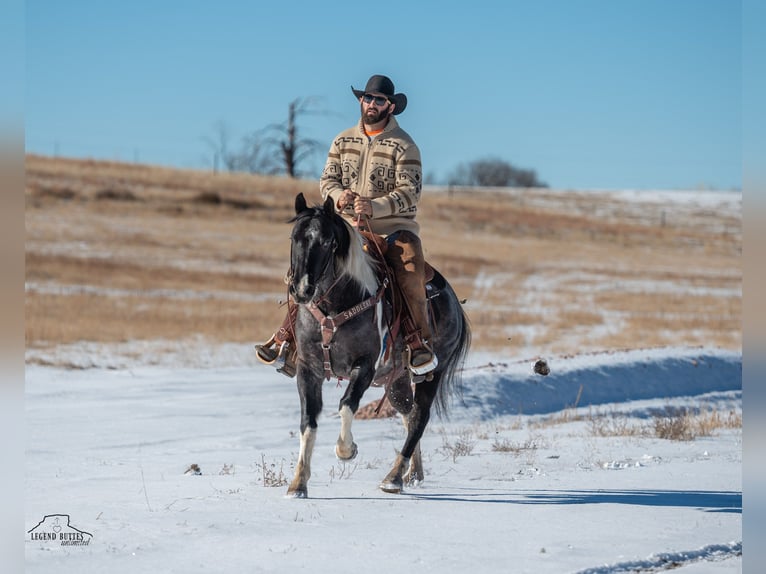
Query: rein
306,276,388,381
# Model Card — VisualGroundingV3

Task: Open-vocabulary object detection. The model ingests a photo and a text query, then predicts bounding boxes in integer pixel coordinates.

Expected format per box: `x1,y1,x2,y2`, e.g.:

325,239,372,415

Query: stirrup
407,344,438,376
256,340,296,378
255,336,280,364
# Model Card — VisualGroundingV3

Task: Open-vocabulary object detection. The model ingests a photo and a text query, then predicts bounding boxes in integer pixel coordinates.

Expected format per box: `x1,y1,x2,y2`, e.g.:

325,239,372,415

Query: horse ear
295,193,307,214
323,195,335,216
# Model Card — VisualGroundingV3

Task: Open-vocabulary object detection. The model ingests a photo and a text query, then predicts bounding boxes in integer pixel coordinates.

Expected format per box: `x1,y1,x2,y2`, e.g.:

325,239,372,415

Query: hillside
25,154,741,366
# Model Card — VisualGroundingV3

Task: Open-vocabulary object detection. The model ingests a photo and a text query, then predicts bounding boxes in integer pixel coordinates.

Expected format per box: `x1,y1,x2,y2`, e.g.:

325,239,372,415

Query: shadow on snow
407,488,742,513
460,352,742,418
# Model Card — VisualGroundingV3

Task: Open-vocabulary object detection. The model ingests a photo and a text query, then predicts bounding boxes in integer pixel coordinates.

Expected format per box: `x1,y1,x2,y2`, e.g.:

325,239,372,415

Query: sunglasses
362,94,390,106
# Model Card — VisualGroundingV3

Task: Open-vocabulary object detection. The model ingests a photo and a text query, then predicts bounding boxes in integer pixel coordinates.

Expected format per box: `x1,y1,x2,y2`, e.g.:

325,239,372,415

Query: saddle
358,230,435,282
358,230,436,382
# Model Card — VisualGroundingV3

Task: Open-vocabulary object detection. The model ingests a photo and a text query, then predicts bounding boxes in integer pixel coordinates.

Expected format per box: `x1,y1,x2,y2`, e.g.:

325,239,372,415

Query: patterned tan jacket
320,116,422,237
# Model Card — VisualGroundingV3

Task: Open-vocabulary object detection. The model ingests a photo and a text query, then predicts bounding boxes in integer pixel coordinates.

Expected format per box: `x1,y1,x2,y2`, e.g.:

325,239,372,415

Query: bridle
290,215,387,381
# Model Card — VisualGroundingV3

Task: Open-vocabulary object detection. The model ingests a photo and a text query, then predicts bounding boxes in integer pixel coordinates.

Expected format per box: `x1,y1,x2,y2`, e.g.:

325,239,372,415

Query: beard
361,103,391,126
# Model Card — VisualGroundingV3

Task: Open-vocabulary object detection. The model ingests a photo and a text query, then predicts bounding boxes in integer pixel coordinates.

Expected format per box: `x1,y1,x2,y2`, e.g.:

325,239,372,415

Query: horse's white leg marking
401,414,424,485
407,442,424,485
335,405,358,460
287,427,316,498
380,453,410,494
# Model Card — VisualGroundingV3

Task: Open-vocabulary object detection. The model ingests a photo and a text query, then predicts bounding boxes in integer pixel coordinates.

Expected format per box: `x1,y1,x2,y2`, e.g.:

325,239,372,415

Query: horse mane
336,218,379,296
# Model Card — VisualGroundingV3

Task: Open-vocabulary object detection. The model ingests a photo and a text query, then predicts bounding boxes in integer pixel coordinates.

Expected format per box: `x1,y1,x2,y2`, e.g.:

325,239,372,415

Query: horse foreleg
335,361,373,461
335,405,358,460
287,426,316,498
287,367,322,498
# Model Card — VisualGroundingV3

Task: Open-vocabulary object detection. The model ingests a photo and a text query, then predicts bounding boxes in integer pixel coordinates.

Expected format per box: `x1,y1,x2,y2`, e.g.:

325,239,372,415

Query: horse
284,192,471,497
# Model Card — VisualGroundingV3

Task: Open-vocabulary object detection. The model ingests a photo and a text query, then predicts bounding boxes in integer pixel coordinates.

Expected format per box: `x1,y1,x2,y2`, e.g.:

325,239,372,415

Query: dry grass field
24,154,741,366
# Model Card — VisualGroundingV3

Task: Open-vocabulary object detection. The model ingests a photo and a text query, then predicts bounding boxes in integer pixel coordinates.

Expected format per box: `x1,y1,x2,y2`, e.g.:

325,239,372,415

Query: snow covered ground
25,345,742,573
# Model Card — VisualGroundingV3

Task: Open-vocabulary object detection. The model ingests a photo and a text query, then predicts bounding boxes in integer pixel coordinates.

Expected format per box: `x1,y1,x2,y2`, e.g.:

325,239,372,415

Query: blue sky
25,0,743,190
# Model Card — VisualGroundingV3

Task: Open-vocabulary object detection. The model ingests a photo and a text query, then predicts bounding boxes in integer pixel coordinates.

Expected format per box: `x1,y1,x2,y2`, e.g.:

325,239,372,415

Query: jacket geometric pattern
320,116,422,237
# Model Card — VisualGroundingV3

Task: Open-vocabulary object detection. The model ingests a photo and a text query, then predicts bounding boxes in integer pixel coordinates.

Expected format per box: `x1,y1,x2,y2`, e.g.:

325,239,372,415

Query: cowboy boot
255,304,298,378
386,232,438,377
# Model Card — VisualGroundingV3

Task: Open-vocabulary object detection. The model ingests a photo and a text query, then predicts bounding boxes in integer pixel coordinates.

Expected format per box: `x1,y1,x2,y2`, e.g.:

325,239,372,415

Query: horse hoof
285,489,308,499
335,442,358,461
379,481,403,494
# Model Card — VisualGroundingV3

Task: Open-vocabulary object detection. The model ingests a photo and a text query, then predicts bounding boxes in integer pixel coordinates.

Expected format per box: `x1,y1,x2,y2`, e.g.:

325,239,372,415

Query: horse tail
433,293,472,419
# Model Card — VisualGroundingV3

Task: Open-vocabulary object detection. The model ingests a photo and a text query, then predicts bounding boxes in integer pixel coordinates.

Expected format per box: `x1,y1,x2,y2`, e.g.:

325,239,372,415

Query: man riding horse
256,74,437,379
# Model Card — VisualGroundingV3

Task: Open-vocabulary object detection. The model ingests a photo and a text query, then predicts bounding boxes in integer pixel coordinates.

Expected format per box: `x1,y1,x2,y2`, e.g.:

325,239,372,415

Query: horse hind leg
405,441,424,486
380,380,437,494
378,444,424,493
398,412,424,486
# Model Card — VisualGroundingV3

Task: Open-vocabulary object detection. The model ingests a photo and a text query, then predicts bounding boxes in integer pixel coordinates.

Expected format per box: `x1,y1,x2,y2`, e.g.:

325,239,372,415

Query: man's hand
337,189,356,211
353,196,372,218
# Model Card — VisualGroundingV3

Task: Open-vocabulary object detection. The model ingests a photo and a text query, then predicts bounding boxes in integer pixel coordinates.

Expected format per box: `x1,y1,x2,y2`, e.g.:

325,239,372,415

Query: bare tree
230,129,276,174
204,97,330,177
202,120,239,173
258,97,326,178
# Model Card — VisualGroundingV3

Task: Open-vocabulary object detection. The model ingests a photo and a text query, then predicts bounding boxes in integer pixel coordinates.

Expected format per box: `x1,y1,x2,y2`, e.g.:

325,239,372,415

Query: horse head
288,193,350,304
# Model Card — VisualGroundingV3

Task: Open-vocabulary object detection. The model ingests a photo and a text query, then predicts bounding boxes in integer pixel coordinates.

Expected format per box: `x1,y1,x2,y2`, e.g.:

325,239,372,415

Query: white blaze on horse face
292,223,324,302
295,272,312,301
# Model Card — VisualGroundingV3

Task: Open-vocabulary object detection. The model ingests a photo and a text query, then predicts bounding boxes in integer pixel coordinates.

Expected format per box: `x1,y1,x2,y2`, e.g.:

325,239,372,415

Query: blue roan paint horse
285,193,471,497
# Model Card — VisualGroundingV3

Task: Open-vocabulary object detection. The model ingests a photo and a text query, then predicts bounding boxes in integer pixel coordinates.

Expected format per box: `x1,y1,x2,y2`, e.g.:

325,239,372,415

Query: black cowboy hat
351,74,407,115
